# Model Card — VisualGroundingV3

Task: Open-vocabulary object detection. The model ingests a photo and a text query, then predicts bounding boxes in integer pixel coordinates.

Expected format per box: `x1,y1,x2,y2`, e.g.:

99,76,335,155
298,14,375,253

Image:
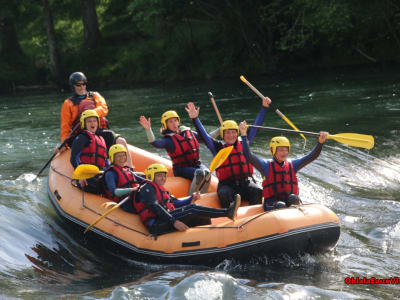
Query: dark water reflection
0,69,400,298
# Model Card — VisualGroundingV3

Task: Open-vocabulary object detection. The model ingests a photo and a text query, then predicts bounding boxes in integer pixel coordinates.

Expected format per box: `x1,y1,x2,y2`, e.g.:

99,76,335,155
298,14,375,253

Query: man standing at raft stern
187,97,271,208
133,163,241,236
239,121,328,211
59,72,109,145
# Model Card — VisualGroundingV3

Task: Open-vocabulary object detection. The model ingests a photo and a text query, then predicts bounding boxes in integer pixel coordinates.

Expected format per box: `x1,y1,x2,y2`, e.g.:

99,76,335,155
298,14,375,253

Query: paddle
33,123,81,181
240,75,306,141
208,92,223,126
195,145,234,192
72,164,103,180
84,195,130,234
247,125,375,149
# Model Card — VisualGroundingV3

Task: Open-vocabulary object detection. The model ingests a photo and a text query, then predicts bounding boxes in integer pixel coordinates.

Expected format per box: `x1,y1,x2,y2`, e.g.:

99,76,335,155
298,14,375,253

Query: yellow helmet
220,120,239,138
145,163,168,181
108,144,128,163
161,110,180,129
269,136,290,155
80,109,99,129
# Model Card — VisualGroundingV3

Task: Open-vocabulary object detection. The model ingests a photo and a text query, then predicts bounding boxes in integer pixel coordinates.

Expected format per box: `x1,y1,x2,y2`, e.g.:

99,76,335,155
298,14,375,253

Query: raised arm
186,102,218,156
292,132,328,172
247,97,271,142
139,116,175,151
239,121,270,176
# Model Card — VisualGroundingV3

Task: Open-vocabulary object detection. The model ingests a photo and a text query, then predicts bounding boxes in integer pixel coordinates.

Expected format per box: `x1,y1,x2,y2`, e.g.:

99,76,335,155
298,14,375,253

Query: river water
0,69,399,299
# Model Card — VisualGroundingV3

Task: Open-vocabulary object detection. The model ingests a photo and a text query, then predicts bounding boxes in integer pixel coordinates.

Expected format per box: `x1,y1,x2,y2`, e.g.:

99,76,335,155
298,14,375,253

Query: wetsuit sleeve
97,129,118,149
192,117,218,156
139,184,175,224
292,142,323,173
241,136,270,177
172,195,192,208
60,100,73,142
247,106,268,142
144,128,156,143
70,133,90,168
105,169,119,196
92,92,108,118
150,137,175,153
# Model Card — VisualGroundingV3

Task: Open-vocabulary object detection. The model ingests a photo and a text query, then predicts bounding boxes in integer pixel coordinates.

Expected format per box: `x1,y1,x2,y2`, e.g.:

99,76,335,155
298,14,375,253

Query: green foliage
0,0,399,92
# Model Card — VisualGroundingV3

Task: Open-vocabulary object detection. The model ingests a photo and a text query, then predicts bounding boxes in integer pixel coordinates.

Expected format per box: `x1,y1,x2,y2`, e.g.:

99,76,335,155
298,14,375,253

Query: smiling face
85,116,98,133
73,80,87,96
274,146,289,163
166,117,180,132
223,129,238,145
114,152,127,167
154,172,167,186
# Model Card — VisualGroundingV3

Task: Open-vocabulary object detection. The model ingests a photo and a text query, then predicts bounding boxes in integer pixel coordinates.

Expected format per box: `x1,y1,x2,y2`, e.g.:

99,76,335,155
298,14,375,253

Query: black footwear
287,194,301,206
228,194,241,220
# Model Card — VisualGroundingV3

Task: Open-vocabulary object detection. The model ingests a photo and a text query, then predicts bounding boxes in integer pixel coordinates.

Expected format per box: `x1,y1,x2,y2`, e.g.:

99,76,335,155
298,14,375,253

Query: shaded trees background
0,0,399,92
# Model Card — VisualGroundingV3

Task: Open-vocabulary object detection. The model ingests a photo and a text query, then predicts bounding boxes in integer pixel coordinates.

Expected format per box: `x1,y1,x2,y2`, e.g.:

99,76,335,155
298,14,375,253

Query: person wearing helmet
59,72,109,144
70,109,109,194
239,120,328,210
133,163,241,236
139,110,212,195
187,97,271,208
103,144,146,212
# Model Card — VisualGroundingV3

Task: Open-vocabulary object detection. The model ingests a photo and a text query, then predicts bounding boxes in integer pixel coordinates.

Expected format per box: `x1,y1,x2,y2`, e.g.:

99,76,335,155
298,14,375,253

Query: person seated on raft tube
133,163,241,236
186,97,271,208
139,109,217,195
104,144,147,212
239,121,328,211
70,109,111,194
60,72,109,144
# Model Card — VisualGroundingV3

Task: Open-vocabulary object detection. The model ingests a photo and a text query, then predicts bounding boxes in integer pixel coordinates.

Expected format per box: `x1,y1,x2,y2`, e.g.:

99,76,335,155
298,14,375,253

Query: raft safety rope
50,166,268,238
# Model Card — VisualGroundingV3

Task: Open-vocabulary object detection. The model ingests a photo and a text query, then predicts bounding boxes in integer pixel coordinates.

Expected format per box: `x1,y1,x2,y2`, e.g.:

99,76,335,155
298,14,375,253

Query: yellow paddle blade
281,115,306,141
327,133,375,149
72,164,102,180
209,146,234,172
84,203,120,233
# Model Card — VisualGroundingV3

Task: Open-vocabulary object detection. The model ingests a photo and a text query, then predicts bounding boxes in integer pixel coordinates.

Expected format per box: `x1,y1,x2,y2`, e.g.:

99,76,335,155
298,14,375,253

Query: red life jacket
166,129,200,167
71,93,109,137
79,130,107,169
104,165,139,202
216,140,254,182
262,160,299,201
134,181,175,227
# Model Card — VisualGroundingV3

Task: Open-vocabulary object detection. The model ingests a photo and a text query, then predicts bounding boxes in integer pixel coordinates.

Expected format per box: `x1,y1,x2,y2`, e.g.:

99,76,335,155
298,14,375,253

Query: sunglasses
74,83,87,87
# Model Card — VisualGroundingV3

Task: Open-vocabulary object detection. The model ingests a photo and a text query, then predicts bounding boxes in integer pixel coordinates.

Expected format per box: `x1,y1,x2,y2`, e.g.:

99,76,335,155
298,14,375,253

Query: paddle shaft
34,123,81,180
84,196,130,233
248,125,321,137
208,92,223,125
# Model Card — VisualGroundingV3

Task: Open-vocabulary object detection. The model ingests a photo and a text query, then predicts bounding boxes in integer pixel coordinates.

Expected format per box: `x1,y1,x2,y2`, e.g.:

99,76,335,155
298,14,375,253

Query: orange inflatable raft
48,144,340,265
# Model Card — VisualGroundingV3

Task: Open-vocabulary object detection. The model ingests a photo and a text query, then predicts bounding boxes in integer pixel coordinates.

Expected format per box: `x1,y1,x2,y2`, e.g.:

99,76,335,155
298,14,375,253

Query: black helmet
69,72,87,86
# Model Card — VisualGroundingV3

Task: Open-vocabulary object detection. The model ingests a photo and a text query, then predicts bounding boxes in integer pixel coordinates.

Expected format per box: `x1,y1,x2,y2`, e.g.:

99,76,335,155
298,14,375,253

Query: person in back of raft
58,72,109,152
139,110,211,195
103,144,146,212
133,163,241,236
238,121,328,211
70,109,110,194
186,97,271,208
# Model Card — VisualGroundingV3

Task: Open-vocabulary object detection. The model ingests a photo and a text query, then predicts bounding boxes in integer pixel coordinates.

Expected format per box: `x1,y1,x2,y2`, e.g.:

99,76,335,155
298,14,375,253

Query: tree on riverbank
0,0,399,93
